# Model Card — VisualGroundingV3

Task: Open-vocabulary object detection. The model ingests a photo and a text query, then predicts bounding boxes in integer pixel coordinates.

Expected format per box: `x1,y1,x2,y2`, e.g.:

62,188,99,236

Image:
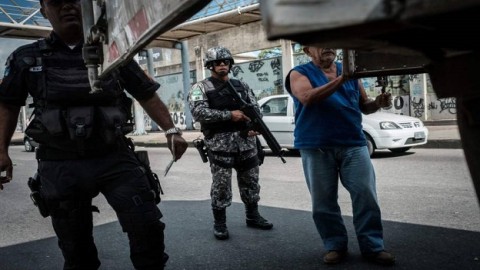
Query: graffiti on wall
146,72,194,130
362,74,456,120
427,95,456,119
231,58,284,100
152,53,456,124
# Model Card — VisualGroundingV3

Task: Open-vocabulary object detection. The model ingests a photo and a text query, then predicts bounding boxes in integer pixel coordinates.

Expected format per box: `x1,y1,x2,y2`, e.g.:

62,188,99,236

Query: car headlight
379,121,401,129
414,121,424,128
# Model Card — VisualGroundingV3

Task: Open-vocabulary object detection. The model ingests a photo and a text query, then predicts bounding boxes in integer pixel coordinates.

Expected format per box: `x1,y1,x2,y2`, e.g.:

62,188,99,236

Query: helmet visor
212,59,231,66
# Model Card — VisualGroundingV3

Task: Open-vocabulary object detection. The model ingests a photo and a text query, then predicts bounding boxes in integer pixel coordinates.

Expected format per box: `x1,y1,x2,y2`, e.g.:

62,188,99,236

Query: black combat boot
245,203,273,230
213,209,229,240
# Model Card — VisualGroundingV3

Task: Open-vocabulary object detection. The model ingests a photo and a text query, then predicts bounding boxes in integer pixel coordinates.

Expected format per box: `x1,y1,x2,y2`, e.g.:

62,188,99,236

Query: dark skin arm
138,93,188,161
0,102,21,190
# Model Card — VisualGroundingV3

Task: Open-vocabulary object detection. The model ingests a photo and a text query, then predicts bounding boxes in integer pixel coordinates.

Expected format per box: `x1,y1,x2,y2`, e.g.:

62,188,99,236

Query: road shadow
371,150,416,159
264,149,300,157
1,200,479,270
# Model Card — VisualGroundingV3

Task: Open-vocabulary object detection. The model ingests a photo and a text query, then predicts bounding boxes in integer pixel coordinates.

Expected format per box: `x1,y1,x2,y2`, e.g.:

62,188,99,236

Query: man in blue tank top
286,46,395,265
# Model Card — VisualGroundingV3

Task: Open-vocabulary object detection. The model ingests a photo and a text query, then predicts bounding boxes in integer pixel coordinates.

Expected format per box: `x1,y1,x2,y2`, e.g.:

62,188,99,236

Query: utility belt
202,124,247,139
26,106,133,159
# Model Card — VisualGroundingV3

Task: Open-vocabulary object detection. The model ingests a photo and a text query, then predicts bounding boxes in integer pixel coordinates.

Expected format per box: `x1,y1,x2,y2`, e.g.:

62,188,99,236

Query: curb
419,139,462,149
133,142,196,148
10,139,463,149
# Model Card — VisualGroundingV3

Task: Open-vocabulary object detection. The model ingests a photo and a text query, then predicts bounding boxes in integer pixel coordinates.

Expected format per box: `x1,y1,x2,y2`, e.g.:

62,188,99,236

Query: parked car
23,135,38,152
257,94,428,156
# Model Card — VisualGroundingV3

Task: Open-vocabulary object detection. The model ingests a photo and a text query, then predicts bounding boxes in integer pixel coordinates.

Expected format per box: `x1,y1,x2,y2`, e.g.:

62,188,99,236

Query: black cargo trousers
37,146,167,270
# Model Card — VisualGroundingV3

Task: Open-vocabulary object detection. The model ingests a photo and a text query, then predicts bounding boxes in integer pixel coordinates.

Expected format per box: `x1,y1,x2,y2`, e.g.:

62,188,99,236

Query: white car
258,94,428,156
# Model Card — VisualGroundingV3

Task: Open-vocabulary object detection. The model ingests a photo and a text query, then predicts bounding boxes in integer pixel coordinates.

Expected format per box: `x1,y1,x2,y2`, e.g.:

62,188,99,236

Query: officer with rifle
188,46,273,240
0,0,188,269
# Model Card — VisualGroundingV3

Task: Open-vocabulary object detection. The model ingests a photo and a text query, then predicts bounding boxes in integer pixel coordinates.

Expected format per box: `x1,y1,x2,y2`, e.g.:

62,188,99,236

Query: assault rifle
226,80,286,163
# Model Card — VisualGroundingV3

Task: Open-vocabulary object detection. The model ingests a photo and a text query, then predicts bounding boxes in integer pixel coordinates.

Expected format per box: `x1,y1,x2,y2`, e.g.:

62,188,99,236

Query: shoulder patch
190,84,204,101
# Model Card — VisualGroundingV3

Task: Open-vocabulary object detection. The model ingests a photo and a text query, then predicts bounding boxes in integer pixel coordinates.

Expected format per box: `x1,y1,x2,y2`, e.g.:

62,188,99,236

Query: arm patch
190,85,205,101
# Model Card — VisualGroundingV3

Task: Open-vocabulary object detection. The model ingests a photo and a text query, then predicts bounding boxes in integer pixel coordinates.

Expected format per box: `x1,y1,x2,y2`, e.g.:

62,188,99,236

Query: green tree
258,47,281,59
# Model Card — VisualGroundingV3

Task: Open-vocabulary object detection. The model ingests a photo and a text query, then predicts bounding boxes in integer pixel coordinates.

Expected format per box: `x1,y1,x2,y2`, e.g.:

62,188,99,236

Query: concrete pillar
133,100,147,135
21,106,27,132
176,41,194,130
132,53,147,135
194,45,206,81
423,73,428,121
147,48,160,131
280,39,294,93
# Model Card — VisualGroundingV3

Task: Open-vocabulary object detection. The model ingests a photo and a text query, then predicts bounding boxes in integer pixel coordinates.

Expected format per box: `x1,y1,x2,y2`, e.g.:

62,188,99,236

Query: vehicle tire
389,147,411,153
24,138,35,152
364,133,375,157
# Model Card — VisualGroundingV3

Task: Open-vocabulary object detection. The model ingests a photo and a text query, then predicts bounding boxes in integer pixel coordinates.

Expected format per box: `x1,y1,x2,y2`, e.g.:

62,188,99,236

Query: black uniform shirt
0,31,159,106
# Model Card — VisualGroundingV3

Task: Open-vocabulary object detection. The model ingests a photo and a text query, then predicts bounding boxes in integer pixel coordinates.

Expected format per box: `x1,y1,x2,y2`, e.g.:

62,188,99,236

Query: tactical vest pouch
65,106,94,141
25,108,65,144
41,108,64,136
98,106,129,145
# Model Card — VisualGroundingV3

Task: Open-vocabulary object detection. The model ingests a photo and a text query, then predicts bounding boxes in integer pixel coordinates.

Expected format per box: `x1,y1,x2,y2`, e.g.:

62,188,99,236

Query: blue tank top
291,61,366,149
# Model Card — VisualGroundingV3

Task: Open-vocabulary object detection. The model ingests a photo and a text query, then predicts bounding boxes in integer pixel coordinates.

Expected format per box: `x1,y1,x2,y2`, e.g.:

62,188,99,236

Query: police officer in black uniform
0,0,188,269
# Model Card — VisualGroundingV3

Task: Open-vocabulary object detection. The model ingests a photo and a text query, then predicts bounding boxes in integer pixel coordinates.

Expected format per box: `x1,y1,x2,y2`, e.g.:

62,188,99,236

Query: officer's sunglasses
212,59,231,66
43,0,80,7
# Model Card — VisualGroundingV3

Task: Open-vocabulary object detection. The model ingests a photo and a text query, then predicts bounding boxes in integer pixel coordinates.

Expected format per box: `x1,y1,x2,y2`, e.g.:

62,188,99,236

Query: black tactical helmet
204,46,234,68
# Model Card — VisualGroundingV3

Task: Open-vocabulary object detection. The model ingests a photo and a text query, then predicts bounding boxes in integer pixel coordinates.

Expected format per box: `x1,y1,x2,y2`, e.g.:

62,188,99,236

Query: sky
0,38,31,77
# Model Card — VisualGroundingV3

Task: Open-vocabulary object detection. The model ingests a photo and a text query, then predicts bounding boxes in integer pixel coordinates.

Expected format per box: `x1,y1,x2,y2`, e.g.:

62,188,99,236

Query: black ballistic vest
23,38,133,159
201,78,249,136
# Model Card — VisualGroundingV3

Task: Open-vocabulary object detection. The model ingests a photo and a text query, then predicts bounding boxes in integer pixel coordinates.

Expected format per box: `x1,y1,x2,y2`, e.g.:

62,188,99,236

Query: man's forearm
0,102,21,151
361,100,380,115
138,93,175,130
303,76,344,106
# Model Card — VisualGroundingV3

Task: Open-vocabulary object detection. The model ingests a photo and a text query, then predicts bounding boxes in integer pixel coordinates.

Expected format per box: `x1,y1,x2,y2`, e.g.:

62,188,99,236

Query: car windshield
261,97,288,116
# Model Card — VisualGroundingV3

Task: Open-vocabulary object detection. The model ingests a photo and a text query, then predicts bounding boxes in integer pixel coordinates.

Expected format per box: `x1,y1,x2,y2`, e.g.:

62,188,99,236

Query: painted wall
150,53,456,132
230,58,284,99
361,74,456,120
147,72,196,130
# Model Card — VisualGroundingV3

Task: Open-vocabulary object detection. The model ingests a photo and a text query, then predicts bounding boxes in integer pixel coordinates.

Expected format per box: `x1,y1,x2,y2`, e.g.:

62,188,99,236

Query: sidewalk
10,124,462,149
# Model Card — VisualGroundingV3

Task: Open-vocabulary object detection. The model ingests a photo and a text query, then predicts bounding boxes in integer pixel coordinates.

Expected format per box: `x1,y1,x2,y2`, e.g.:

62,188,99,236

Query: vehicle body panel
258,94,429,154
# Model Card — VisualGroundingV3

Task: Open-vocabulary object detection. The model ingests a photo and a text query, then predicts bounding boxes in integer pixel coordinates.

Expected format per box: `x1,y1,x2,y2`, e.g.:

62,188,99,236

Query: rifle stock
226,80,286,163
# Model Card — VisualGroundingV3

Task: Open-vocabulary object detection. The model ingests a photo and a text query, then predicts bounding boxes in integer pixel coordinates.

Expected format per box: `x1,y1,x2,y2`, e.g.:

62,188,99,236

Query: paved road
0,146,479,269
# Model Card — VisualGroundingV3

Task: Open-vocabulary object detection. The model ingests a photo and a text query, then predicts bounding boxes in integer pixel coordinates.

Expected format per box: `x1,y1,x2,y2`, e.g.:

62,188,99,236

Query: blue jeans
300,146,384,254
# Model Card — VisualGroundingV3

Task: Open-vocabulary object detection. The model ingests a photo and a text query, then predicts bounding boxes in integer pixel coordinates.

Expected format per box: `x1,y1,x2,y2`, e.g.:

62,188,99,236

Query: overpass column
176,41,194,130
194,45,206,81
280,39,294,93
147,48,160,131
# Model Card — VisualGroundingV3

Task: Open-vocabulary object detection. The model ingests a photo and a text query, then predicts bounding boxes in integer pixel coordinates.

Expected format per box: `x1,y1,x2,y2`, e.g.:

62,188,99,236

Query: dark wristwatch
165,127,182,136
